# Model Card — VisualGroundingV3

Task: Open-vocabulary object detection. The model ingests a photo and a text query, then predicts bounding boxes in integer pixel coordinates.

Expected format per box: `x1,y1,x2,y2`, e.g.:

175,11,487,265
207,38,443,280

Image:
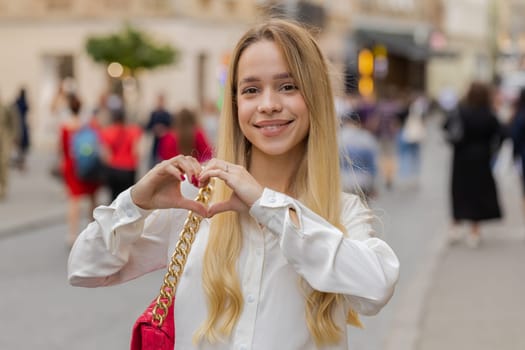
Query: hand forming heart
130,156,263,218
131,155,208,217
199,158,264,217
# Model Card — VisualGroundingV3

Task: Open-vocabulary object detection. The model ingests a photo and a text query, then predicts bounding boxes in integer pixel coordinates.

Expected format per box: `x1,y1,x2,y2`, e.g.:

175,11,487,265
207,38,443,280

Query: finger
207,200,237,217
184,156,204,186
199,168,229,185
163,163,185,181
203,158,230,172
171,156,196,179
175,156,203,186
177,198,208,217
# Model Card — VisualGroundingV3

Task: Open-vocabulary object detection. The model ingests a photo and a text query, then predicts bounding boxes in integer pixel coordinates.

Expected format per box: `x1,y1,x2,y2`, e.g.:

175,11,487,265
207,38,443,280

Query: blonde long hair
194,19,361,346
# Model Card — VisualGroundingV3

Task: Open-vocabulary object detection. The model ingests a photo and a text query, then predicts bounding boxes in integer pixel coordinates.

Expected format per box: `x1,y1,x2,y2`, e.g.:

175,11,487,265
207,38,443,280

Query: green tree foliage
86,24,177,76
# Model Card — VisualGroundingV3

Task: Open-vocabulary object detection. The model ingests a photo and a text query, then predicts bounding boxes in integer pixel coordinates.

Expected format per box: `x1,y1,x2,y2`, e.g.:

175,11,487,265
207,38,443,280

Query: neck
248,146,305,195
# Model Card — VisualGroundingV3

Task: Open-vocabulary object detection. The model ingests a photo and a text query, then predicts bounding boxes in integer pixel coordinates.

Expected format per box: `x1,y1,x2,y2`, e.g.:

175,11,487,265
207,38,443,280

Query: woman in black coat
444,81,504,247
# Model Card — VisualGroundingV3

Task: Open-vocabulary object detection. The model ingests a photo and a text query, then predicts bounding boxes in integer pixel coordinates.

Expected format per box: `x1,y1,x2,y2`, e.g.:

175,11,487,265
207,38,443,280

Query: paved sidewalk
418,235,525,350
417,168,525,350
1,148,525,350
0,150,67,237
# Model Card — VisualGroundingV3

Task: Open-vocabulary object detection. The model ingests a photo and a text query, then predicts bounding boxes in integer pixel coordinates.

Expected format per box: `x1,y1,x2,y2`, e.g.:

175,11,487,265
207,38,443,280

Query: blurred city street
2,1,525,349
1,115,524,349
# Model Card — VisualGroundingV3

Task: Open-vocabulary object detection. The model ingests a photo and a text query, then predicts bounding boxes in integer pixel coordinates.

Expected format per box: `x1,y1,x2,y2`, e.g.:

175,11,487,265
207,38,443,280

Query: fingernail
180,175,186,181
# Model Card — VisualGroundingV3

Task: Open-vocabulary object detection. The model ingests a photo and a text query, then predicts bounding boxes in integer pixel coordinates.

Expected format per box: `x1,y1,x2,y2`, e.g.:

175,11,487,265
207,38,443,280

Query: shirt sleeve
67,188,186,287
248,188,400,316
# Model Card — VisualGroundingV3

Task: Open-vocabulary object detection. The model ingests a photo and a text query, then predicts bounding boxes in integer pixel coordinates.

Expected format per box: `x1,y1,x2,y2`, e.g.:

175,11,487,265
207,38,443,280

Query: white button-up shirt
68,186,399,350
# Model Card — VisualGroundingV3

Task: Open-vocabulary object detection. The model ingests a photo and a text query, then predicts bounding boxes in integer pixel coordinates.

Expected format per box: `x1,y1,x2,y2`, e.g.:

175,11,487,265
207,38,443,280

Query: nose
257,90,282,114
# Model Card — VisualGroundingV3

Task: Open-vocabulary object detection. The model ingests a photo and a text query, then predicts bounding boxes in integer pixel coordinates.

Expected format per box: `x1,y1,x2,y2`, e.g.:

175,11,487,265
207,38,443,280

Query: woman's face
236,40,309,160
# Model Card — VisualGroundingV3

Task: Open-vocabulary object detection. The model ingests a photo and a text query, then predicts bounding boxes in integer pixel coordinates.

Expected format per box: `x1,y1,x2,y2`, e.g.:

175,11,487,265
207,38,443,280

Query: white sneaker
466,233,480,248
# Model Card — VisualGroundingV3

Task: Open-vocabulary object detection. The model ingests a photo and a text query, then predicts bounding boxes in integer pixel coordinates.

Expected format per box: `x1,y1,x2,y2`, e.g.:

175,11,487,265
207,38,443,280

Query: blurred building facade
495,0,525,73
426,0,494,100
0,0,356,147
0,0,259,147
346,0,437,96
0,0,519,147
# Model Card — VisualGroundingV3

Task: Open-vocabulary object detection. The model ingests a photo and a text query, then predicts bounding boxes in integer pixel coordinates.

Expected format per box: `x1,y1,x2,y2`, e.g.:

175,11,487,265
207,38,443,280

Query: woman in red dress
60,94,99,247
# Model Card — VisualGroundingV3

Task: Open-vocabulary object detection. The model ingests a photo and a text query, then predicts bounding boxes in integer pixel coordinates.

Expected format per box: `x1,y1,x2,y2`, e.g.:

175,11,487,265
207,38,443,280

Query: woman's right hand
130,155,208,217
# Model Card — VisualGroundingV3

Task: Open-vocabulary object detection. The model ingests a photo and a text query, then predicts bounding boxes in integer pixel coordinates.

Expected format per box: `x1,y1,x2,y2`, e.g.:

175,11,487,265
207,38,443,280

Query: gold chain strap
151,184,212,326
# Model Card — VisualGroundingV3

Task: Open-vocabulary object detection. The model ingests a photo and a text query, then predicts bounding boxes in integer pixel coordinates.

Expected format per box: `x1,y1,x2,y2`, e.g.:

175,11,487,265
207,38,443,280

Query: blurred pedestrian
0,95,19,200
100,107,142,201
444,81,505,248
200,99,220,149
157,108,212,163
48,80,74,179
91,92,113,128
50,79,71,123
339,111,379,200
13,87,30,171
59,94,99,248
145,93,172,168
396,93,427,187
355,93,378,133
509,88,525,211
68,19,399,349
372,88,402,190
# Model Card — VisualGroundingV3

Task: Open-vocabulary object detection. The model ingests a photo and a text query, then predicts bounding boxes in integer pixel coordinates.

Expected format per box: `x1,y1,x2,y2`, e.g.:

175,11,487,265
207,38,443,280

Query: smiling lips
254,119,294,136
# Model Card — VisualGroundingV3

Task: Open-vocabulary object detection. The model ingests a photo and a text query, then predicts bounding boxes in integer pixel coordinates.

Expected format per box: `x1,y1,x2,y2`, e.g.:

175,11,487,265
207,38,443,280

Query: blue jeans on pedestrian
397,134,421,181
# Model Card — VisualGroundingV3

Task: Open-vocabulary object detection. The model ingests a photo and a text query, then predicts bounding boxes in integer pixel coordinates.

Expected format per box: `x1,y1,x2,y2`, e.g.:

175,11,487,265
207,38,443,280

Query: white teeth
262,125,282,130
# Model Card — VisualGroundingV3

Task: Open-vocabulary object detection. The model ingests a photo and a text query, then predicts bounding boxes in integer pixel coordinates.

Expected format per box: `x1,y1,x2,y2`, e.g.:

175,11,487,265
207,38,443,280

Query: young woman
445,81,504,248
68,19,399,349
59,94,99,247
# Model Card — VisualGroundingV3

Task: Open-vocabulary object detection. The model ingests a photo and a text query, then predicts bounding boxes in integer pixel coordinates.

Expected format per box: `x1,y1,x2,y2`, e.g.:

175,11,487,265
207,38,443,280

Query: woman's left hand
199,158,263,217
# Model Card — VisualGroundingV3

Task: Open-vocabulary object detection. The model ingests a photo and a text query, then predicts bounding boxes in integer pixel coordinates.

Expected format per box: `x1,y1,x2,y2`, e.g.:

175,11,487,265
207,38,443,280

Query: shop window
57,55,74,80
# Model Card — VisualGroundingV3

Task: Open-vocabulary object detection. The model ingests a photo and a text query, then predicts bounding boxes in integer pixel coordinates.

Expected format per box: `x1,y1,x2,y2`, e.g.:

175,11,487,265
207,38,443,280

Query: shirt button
126,208,134,216
269,196,276,203
247,295,255,303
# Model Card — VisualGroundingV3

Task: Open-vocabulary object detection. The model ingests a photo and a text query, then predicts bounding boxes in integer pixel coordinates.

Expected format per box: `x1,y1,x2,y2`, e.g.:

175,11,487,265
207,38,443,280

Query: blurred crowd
0,82,219,247
337,80,525,249
2,77,525,249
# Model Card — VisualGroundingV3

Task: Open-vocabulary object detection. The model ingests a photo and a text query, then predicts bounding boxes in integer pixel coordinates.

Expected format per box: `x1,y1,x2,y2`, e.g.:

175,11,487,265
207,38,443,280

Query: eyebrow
239,72,293,84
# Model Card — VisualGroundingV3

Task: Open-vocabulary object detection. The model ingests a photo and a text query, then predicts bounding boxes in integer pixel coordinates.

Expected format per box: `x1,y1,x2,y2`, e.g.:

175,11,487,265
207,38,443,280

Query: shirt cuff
112,187,153,225
249,188,300,237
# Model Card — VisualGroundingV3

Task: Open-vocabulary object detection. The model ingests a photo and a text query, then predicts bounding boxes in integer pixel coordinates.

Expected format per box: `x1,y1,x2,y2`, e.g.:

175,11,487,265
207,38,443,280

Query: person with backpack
59,94,99,248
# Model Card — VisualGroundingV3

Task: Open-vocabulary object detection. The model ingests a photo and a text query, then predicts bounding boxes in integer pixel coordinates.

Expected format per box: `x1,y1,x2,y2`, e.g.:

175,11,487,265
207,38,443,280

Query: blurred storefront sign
350,25,430,95
355,28,430,62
